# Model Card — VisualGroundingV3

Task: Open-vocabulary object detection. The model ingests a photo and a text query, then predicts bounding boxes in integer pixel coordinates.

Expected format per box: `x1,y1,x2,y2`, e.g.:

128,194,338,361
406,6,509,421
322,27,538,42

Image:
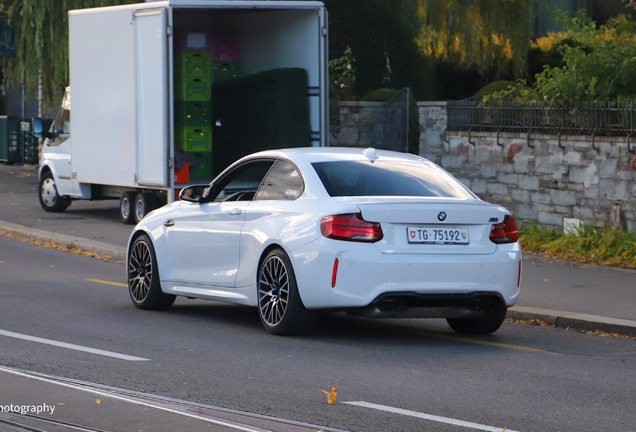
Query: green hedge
473,81,517,101
212,68,310,174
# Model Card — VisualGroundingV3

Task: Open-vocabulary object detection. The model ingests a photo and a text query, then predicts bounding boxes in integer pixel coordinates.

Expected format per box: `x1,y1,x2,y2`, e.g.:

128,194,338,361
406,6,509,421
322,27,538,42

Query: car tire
128,234,175,310
39,171,71,213
134,192,159,223
446,307,508,335
120,191,137,225
257,248,316,335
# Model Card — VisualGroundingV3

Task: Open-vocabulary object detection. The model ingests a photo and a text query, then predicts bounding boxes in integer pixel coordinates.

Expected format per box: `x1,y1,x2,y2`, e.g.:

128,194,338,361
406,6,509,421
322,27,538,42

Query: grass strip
519,224,636,269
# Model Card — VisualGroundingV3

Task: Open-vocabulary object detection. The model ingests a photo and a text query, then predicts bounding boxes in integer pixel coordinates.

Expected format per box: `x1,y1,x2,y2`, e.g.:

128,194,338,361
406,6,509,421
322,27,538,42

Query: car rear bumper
290,238,521,309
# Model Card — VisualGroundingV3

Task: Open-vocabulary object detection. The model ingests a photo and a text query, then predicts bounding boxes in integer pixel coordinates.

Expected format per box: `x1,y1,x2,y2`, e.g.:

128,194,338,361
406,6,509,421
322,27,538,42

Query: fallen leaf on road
532,264,541,267
321,387,337,404
0,231,112,260
18,172,32,177
96,399,101,405
543,279,548,282
197,410,203,414
55,403,66,406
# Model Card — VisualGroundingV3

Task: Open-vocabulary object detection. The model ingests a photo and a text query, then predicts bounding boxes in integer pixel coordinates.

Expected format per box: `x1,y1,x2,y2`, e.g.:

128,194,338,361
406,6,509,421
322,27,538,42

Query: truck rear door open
69,5,169,189
134,8,169,187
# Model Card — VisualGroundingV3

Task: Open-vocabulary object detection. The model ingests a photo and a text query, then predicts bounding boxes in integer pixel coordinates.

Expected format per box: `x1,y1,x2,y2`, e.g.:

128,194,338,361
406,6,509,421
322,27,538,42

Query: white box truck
34,0,328,224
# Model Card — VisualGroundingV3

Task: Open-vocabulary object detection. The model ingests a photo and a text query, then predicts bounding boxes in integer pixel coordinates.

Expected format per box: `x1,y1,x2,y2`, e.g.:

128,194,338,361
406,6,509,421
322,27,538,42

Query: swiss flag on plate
410,231,416,239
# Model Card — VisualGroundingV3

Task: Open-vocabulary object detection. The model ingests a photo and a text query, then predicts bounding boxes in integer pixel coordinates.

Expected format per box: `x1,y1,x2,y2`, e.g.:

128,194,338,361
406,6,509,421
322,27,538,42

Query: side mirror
178,185,207,202
32,118,43,137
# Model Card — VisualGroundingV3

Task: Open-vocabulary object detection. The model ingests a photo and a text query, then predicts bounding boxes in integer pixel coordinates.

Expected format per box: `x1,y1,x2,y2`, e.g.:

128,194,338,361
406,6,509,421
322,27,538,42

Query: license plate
407,227,469,245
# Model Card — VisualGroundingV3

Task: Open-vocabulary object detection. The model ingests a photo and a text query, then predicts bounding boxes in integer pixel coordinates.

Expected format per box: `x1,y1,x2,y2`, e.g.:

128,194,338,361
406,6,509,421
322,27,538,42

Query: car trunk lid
335,197,508,255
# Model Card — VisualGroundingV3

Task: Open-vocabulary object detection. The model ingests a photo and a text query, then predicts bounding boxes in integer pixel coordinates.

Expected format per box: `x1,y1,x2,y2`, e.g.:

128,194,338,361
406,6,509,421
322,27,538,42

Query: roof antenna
363,147,378,162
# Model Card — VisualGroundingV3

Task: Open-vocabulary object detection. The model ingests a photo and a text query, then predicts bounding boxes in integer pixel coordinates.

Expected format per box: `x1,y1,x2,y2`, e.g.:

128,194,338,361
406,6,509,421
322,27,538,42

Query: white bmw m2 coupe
127,148,521,335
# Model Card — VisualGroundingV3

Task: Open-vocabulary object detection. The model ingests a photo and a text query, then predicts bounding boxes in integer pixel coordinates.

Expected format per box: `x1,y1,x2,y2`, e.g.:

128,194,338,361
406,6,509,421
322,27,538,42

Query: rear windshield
312,160,475,199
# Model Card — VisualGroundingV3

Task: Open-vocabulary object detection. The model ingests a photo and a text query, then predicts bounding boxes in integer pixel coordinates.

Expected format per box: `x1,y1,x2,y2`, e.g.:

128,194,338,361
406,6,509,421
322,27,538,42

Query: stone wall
418,102,636,232
329,101,636,231
330,101,385,148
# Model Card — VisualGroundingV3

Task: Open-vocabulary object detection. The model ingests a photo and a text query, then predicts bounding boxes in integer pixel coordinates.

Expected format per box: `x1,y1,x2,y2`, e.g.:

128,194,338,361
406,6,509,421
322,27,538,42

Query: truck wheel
120,191,137,225
134,192,158,223
39,171,71,213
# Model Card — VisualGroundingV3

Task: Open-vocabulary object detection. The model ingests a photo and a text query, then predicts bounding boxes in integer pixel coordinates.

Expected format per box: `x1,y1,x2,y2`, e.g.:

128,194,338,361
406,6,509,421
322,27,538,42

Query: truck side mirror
32,118,43,137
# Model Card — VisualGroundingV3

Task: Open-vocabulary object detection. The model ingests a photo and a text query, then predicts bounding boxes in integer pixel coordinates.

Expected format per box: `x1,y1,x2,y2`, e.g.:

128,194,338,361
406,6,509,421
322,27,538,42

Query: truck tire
39,171,71,213
134,192,159,223
120,191,137,225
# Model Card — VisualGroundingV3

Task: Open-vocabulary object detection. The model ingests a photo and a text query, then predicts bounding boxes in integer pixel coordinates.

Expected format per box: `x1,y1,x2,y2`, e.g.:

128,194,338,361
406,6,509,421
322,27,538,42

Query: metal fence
0,116,43,165
447,100,636,137
381,88,410,153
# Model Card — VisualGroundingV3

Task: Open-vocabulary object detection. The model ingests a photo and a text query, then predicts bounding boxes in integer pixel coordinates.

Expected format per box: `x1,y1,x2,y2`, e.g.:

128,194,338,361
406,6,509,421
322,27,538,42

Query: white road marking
0,329,150,362
343,401,519,432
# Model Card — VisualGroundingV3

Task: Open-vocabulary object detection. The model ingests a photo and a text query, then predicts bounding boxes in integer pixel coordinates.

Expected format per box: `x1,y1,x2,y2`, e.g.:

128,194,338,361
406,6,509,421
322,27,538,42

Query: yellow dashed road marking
430,334,544,352
86,279,127,287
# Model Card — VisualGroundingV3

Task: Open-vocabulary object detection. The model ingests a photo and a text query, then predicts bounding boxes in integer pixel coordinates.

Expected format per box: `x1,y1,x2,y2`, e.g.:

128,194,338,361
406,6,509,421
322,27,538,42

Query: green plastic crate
175,51,212,80
212,61,240,83
177,78,212,102
175,101,212,127
177,126,212,152
189,151,214,181
176,77,212,101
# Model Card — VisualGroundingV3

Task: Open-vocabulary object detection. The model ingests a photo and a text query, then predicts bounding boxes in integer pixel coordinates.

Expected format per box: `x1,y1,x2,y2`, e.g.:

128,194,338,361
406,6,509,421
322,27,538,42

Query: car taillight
321,213,383,243
489,215,519,244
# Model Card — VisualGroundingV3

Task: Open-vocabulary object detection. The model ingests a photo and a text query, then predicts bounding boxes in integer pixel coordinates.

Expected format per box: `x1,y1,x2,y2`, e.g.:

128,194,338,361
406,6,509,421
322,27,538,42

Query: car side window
254,160,304,201
203,160,274,203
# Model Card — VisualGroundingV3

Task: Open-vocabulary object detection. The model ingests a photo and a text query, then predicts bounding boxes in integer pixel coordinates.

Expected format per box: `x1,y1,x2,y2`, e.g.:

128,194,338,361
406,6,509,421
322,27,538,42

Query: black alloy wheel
128,234,175,310
257,248,316,335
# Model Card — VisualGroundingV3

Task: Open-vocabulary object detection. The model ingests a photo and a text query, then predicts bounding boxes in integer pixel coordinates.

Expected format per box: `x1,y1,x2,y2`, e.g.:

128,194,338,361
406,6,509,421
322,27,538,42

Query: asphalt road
1,235,635,432
2,163,636,323
0,164,131,247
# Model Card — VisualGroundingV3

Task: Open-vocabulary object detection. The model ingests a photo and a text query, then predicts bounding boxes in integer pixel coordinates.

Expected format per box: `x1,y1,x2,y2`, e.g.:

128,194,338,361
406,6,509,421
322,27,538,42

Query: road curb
2,218,635,336
0,219,127,261
508,306,636,336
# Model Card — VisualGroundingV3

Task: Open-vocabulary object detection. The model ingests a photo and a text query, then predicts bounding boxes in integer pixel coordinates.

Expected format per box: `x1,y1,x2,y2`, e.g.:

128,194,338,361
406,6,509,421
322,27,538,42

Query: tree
415,0,532,79
484,10,636,105
323,0,433,100
0,0,136,108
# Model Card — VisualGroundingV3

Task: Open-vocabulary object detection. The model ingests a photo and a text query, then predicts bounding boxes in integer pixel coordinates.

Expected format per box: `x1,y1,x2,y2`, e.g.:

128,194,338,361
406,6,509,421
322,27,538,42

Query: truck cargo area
172,6,325,185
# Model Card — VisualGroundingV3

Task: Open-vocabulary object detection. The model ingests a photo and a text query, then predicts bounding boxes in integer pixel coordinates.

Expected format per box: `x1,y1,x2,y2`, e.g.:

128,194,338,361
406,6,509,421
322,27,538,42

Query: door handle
164,220,175,227
227,208,242,216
